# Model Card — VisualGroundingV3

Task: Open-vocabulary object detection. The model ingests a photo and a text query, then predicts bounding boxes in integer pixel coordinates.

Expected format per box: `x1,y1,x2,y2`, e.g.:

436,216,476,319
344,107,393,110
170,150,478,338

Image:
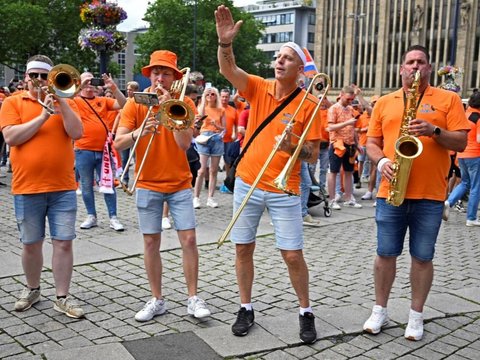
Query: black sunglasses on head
28,72,48,80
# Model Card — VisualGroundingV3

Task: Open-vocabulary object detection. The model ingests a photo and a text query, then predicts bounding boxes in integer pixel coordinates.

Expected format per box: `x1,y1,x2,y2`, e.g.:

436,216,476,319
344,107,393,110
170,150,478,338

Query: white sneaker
404,309,423,341
206,197,218,208
80,215,97,229
193,197,201,209
135,298,166,322
442,200,450,221
363,305,389,334
343,200,362,208
361,191,373,200
334,193,343,202
162,217,172,230
109,216,124,231
466,219,480,227
187,296,211,318
330,201,341,210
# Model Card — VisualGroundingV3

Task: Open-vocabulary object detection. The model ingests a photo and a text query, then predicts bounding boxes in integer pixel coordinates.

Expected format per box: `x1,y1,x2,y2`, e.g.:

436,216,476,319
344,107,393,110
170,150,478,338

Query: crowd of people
0,4,478,347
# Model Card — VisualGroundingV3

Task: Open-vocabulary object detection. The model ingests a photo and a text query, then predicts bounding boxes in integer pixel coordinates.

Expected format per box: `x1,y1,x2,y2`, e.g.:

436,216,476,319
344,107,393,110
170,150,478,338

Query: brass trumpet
31,64,81,114
120,67,195,195
217,73,331,247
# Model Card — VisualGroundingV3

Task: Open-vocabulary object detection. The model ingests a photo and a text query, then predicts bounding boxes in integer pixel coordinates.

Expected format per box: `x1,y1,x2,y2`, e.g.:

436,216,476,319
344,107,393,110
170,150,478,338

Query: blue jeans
447,157,480,221
300,162,312,217
307,145,329,189
75,149,117,218
136,188,196,234
232,177,303,250
375,198,443,261
14,191,77,244
121,148,131,184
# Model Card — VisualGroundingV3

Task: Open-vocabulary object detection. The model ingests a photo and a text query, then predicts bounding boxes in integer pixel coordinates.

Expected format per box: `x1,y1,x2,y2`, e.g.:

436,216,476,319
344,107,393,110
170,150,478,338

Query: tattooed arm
215,5,249,92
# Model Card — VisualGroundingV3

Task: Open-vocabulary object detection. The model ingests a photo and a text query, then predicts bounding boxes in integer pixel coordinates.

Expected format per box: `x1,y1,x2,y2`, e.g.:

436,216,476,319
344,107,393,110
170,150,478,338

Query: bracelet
377,157,390,173
131,132,136,142
218,42,232,48
376,156,386,166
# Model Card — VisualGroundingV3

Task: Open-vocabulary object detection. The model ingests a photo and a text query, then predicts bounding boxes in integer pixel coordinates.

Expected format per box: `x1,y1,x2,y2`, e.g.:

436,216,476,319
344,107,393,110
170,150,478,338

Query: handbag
224,87,302,192
195,133,214,144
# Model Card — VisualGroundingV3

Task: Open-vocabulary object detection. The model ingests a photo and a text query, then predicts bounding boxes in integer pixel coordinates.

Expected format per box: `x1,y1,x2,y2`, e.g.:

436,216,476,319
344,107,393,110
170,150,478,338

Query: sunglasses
205,93,216,97
28,72,48,80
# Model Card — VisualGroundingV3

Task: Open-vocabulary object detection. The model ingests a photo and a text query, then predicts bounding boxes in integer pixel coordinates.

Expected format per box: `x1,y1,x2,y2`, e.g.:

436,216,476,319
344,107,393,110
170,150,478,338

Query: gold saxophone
387,70,423,206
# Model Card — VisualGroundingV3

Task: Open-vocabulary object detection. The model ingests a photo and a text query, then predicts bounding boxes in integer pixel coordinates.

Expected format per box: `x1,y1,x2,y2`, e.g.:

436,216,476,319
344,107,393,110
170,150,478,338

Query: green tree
0,0,96,73
135,0,269,88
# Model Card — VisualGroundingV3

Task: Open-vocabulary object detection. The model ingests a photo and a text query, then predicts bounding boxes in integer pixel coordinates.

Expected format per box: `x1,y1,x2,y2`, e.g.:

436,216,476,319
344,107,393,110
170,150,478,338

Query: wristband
131,132,136,142
218,42,232,48
377,157,390,173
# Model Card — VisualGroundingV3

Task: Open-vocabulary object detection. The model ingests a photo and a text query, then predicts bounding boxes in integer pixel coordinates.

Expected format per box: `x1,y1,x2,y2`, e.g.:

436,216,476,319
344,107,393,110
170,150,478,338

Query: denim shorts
195,132,224,157
375,198,443,261
231,177,303,250
136,188,196,234
328,144,355,173
14,191,77,244
357,146,368,162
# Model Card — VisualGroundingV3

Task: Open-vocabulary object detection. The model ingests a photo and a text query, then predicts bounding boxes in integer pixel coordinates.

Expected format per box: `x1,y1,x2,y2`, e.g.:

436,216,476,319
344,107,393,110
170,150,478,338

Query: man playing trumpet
114,50,211,321
215,5,322,344
0,54,84,318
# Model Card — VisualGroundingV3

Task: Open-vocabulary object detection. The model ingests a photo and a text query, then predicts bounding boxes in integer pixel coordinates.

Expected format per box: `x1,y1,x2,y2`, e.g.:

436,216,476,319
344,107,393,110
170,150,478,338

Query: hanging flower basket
78,28,127,52
438,65,462,93
80,1,127,27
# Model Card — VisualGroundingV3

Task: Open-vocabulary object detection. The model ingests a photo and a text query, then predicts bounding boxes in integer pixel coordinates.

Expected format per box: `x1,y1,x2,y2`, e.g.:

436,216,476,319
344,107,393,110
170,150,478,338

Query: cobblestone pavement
0,168,479,359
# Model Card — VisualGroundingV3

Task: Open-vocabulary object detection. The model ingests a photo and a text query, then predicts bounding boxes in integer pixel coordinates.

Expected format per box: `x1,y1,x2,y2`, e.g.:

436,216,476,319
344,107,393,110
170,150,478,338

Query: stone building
314,0,479,97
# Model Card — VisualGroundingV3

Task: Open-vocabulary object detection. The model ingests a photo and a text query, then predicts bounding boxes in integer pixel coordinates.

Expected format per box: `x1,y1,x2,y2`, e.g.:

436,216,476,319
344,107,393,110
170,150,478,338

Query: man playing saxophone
114,50,211,322
363,45,470,341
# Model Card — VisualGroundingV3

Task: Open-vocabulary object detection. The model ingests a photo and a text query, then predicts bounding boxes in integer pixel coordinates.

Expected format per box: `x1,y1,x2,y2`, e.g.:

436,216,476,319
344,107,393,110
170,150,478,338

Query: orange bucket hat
142,50,183,80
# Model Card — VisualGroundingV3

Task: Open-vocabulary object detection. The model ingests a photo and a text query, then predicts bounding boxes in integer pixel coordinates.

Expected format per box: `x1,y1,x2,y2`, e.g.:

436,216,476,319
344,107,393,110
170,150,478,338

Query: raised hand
215,5,243,44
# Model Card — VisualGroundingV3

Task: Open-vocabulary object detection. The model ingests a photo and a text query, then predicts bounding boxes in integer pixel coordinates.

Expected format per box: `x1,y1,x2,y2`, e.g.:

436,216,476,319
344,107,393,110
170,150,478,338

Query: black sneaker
232,307,254,336
299,312,317,344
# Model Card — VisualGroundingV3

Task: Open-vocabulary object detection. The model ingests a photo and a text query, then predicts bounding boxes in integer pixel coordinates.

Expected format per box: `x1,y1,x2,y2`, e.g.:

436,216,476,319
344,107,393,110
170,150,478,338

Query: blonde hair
198,87,221,115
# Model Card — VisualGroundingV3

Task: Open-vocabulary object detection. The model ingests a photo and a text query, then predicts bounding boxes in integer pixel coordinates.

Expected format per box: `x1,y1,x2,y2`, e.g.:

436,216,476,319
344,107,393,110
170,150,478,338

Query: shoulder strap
233,87,302,167
81,96,110,135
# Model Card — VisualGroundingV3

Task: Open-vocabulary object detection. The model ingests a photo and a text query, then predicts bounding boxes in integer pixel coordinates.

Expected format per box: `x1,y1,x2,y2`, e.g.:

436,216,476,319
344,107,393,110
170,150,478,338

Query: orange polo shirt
458,108,480,158
223,105,238,143
0,92,79,194
119,95,197,193
368,86,470,201
73,96,116,151
238,75,322,193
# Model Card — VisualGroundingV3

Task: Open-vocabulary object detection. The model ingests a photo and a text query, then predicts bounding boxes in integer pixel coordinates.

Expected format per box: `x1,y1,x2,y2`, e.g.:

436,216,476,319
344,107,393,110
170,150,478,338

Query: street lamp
348,12,365,84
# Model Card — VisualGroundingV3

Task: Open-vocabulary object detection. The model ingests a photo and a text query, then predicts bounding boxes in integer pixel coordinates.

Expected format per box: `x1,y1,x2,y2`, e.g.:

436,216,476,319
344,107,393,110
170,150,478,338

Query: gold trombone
217,73,331,248
120,67,195,195
31,64,81,114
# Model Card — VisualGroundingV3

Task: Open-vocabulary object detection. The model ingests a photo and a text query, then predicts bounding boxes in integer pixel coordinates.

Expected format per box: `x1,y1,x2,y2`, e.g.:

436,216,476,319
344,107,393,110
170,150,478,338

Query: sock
188,295,198,302
56,295,67,300
409,309,423,318
29,286,40,291
300,306,313,316
241,303,253,311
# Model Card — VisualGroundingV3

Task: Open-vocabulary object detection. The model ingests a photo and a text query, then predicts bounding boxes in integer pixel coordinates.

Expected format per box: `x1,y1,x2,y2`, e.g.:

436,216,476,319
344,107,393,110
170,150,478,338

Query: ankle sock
56,295,67,300
241,303,253,311
300,306,313,316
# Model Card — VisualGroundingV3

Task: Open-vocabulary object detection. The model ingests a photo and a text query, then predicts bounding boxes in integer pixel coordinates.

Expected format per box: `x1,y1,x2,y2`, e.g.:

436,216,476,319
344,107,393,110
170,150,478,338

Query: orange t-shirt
318,108,329,142
73,96,116,151
0,93,79,194
199,107,224,133
368,86,470,201
457,108,480,158
328,102,356,145
118,95,197,193
238,75,322,193
223,105,238,143
357,111,370,146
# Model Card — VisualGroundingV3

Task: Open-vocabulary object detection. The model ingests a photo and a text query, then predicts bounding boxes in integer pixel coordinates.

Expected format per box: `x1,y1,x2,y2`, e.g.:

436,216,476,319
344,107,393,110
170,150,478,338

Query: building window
308,32,315,43
308,13,315,25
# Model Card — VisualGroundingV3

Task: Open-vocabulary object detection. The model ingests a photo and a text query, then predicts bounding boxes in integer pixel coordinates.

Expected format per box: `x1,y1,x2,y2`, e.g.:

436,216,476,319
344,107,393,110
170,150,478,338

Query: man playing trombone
114,50,211,322
215,5,323,344
0,54,85,318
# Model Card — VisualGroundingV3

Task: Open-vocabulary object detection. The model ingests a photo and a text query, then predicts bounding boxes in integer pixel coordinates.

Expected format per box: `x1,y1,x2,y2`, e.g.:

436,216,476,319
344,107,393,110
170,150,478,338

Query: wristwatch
432,126,441,137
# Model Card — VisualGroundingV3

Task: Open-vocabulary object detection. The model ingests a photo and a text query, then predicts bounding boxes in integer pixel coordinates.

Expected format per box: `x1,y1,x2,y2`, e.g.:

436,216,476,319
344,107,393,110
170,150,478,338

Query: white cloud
116,0,257,32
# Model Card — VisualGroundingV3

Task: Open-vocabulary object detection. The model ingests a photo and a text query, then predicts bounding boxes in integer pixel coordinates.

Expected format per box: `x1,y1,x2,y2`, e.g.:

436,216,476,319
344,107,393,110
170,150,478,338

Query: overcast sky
116,0,258,32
